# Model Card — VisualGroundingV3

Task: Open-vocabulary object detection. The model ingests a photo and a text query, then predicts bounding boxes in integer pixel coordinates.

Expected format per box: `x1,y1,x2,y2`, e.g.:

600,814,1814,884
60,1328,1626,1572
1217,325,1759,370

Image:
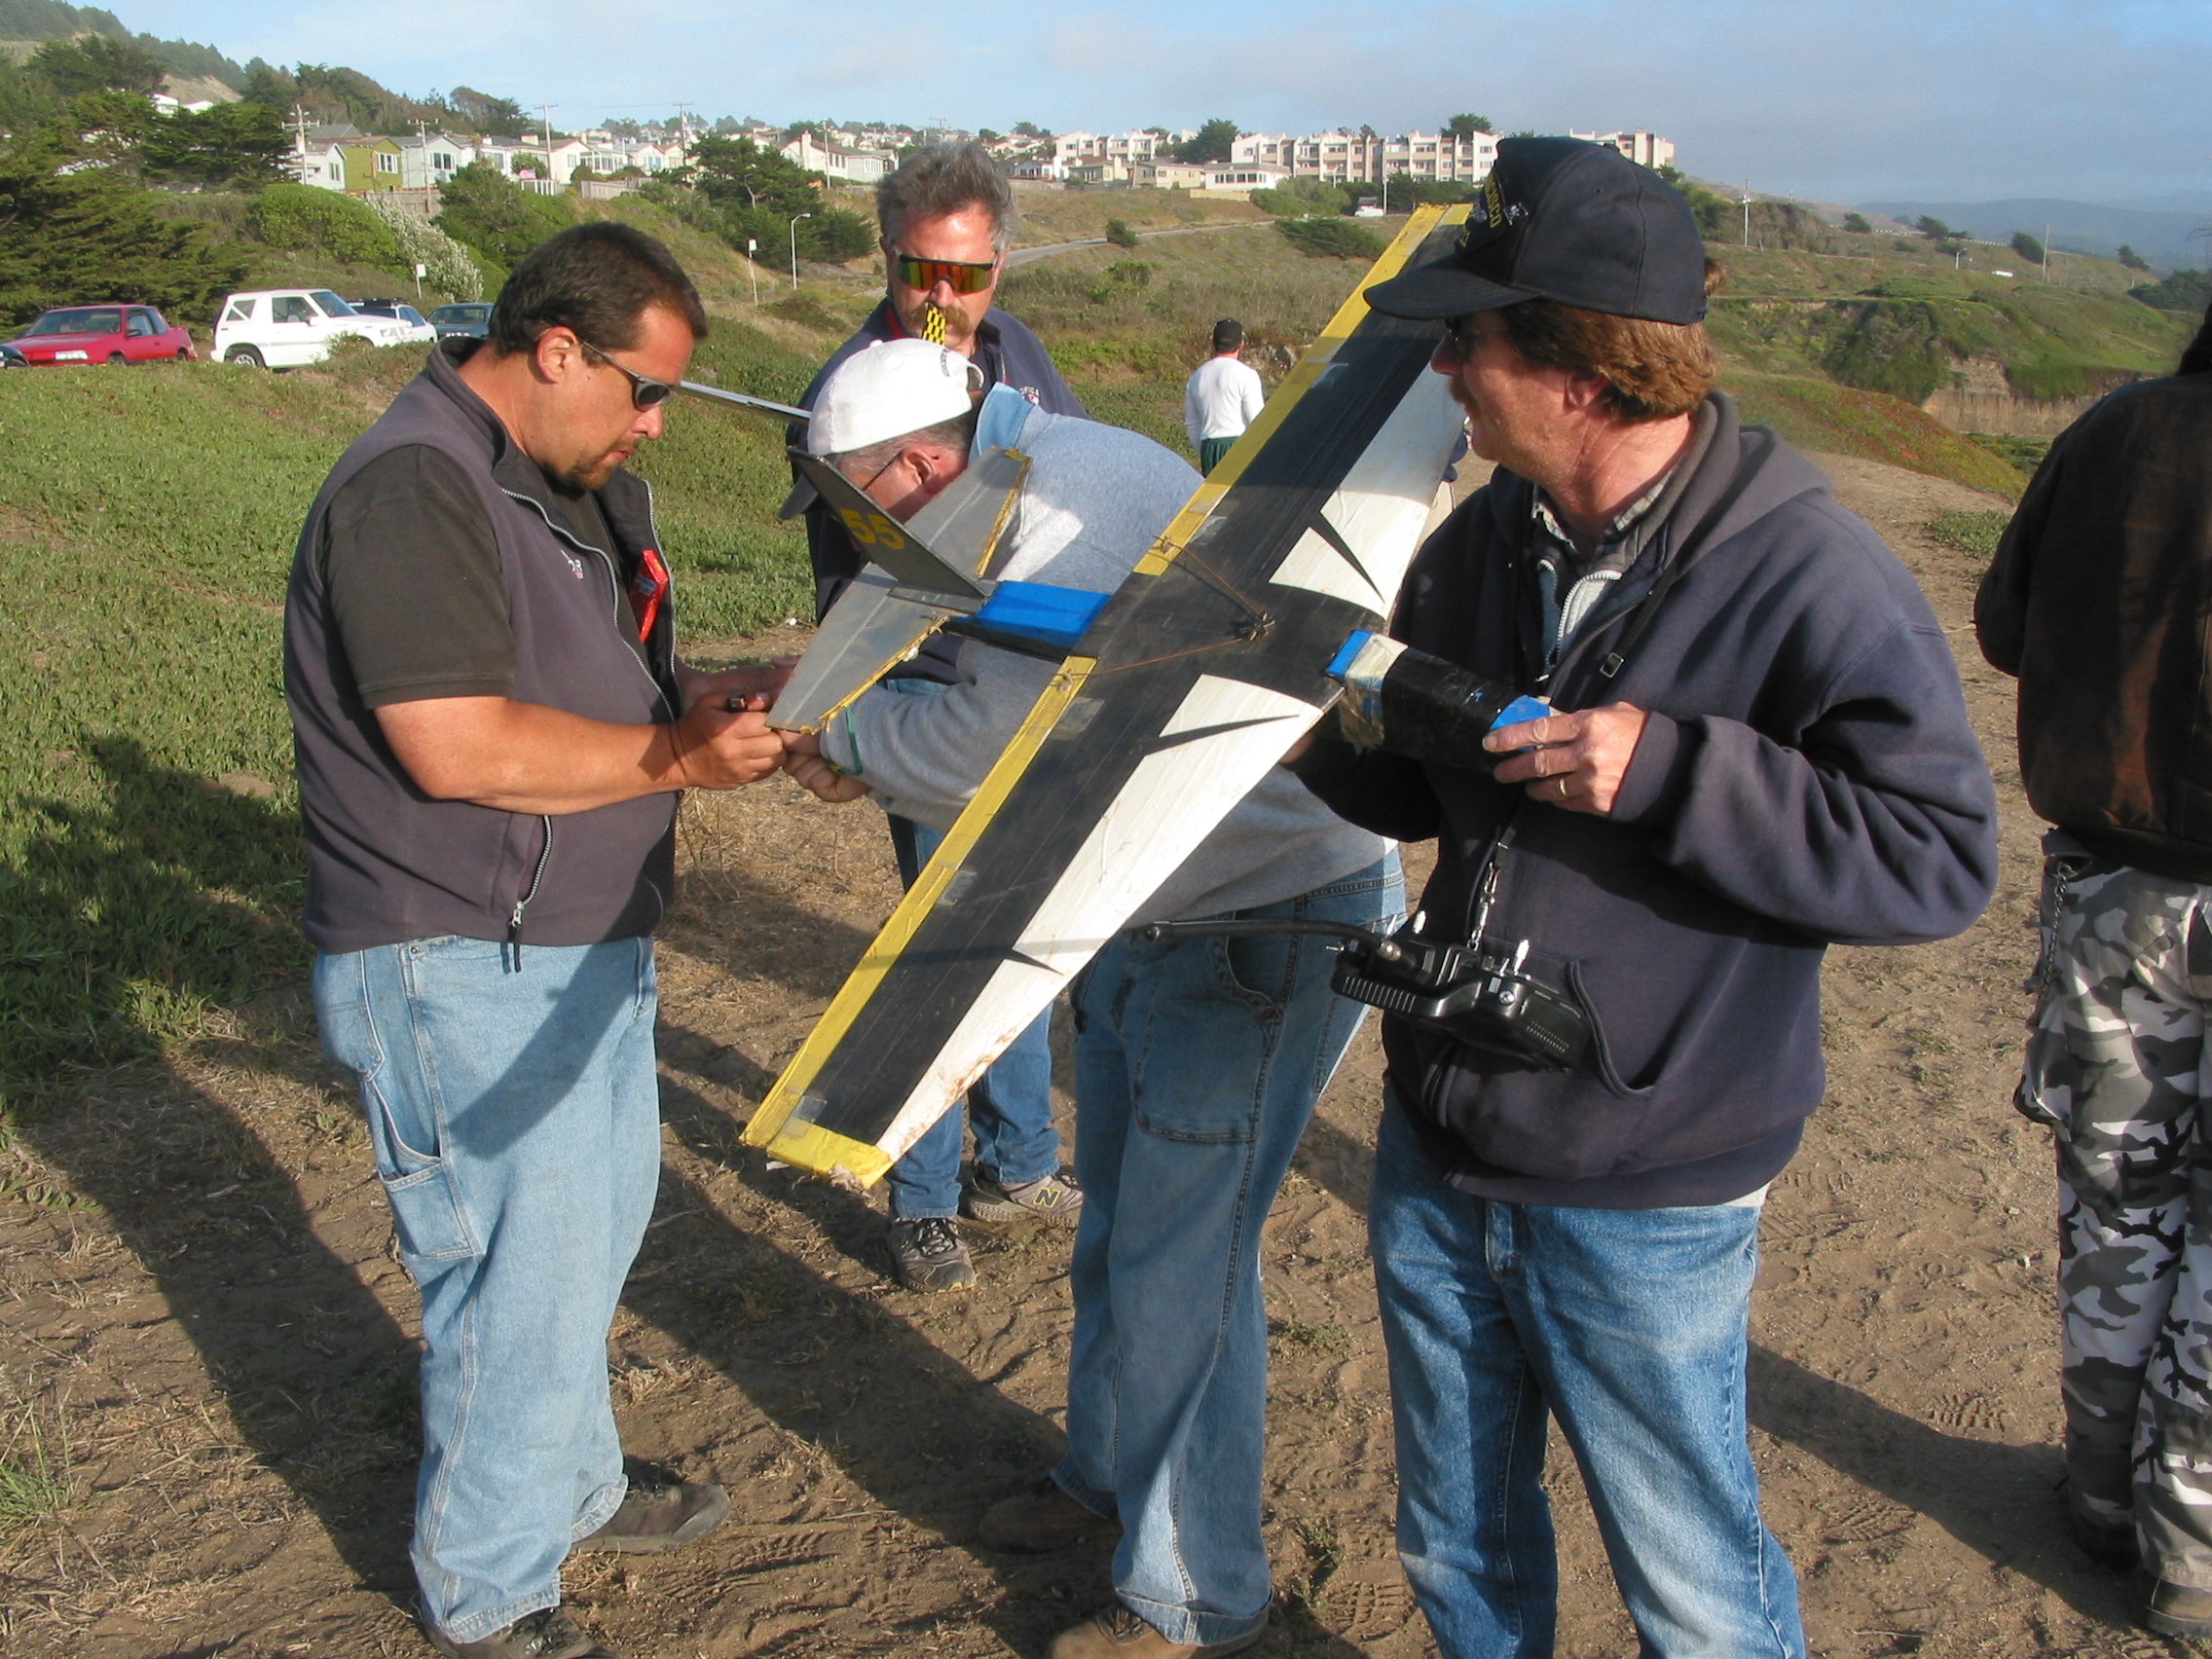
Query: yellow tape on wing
1130,204,1463,578
744,656,1099,1176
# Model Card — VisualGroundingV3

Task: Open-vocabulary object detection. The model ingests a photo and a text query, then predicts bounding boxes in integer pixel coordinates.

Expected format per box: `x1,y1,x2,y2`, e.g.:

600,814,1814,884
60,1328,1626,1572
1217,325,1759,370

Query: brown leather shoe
576,1464,731,1554
977,1474,1118,1553
424,1605,617,1658
1048,1603,1266,1659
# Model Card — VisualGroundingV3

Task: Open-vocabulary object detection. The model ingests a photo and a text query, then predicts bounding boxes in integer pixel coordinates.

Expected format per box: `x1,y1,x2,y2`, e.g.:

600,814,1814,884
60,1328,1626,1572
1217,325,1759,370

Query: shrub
2009,230,2046,266
248,181,403,267
1842,212,1871,234
1276,218,1382,261
434,162,571,271
1104,216,1140,248
2131,269,2212,313
1251,177,1349,219
366,198,484,300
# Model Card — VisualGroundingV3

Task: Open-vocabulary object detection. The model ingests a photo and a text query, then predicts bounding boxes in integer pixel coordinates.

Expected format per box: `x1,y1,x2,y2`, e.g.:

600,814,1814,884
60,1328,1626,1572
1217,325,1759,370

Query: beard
559,445,632,492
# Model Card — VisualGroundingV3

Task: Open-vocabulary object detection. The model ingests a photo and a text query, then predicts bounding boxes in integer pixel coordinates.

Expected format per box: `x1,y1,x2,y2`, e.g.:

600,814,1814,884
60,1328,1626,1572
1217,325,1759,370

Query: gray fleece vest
284,343,681,955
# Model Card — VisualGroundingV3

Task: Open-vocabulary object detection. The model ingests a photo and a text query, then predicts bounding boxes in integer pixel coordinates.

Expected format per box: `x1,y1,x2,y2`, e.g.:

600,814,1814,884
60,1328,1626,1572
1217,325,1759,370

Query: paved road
1004,220,1275,268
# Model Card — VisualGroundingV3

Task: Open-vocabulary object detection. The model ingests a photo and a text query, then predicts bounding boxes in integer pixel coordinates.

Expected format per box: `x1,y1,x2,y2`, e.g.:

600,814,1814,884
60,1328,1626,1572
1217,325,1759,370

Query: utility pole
747,239,759,305
790,212,810,290
2044,220,2051,283
290,103,310,184
537,104,556,187
1741,183,1752,247
673,101,692,165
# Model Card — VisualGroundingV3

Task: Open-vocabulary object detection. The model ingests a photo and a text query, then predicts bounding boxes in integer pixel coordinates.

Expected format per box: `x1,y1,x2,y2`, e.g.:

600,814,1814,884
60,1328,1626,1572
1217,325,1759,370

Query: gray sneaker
964,1168,1085,1226
889,1216,976,1291
424,1606,616,1659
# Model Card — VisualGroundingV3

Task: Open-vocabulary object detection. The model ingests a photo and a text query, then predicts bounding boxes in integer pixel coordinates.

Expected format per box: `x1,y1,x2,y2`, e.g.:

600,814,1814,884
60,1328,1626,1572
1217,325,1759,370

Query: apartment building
1569,129,1676,170
1231,129,1499,185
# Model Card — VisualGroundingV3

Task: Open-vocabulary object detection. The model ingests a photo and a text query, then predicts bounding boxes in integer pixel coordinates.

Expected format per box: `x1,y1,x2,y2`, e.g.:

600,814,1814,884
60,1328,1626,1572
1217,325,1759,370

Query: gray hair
877,144,1017,253
832,410,979,483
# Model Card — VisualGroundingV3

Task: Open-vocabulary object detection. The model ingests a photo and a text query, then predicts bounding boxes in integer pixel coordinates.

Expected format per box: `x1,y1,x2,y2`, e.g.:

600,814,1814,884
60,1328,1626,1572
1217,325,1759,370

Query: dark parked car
428,303,494,341
2,305,196,367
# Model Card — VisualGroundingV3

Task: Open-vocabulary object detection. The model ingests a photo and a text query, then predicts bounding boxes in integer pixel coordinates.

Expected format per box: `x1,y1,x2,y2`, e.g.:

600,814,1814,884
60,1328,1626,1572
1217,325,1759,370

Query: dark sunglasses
1439,313,1485,364
577,337,676,409
892,249,999,294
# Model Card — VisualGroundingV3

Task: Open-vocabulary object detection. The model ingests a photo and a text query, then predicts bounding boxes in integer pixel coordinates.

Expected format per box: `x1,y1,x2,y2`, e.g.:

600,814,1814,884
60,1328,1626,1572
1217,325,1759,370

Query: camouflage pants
2020,832,2212,1584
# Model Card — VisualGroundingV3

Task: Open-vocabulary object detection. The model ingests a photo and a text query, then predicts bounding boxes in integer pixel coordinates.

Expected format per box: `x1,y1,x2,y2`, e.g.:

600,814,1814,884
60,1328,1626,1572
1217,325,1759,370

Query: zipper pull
507,901,525,970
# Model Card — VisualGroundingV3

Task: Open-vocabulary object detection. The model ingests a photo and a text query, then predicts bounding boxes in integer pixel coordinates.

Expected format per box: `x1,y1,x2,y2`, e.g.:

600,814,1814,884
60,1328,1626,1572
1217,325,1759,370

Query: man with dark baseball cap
1293,137,1998,1656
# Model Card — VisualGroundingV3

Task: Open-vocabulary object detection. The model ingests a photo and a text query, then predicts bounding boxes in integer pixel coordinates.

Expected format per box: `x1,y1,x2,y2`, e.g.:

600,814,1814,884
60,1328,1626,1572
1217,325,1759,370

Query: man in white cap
784,338,1400,1659
786,146,1088,1281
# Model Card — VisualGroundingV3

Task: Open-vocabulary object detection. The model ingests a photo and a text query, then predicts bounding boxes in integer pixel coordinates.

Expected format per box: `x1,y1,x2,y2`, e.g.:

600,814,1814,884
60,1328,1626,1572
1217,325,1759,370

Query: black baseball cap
1365,136,1708,324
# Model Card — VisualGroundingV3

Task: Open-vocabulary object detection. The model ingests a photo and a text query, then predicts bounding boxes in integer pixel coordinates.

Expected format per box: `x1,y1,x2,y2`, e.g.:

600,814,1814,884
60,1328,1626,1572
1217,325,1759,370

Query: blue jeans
885,814,1061,1219
1053,853,1403,1646
1369,1094,1805,1659
313,935,662,1643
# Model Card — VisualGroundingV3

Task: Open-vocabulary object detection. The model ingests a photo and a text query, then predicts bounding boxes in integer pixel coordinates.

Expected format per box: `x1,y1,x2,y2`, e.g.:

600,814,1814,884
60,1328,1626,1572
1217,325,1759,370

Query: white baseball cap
805,339,983,458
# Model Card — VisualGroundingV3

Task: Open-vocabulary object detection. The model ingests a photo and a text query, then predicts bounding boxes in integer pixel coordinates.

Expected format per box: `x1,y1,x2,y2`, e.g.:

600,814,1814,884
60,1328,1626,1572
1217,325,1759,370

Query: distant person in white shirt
1184,317,1265,476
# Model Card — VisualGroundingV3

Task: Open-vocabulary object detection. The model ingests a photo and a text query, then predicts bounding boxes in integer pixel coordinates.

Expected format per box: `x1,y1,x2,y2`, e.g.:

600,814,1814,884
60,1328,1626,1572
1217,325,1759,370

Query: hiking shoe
2069,1506,2137,1571
964,1167,1085,1226
1049,1603,1265,1659
977,1473,1119,1554
889,1216,976,1292
2146,1578,2212,1640
577,1459,731,1554
424,1606,616,1659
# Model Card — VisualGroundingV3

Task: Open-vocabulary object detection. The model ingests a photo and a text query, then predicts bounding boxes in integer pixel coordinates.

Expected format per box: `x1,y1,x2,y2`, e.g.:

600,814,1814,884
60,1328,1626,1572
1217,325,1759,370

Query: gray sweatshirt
818,397,1385,923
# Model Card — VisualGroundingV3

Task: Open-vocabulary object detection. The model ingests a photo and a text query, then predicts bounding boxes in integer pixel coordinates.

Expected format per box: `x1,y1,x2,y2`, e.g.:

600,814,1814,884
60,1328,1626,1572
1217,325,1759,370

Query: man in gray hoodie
784,339,1400,1659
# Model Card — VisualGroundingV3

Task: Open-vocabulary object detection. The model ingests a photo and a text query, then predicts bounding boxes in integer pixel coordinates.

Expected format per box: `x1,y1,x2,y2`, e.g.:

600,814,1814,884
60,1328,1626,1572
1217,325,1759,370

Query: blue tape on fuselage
1491,695,1552,731
1325,630,1374,682
973,581,1111,650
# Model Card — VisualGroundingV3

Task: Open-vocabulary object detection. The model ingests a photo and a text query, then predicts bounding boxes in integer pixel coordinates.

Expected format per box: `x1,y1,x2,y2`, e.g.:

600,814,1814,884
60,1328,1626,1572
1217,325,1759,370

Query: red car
1,305,197,368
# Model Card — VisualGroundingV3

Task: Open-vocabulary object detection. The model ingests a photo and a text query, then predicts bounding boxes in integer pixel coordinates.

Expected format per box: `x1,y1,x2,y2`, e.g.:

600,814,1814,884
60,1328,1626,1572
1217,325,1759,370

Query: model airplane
687,205,1470,1188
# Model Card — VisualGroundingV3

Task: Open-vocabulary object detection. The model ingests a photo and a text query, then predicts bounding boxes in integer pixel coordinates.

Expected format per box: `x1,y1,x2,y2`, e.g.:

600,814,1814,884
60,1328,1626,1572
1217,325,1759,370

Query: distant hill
1862,197,2208,273
0,0,244,90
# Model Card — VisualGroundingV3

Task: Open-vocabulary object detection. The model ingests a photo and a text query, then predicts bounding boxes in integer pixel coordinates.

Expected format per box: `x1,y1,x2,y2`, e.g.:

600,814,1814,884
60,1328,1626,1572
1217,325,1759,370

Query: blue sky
127,0,2212,206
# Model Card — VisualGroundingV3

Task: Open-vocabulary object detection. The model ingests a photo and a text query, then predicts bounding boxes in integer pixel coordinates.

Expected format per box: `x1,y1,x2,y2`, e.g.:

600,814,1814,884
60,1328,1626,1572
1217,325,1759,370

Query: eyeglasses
1438,313,1486,364
576,337,676,409
892,249,1000,295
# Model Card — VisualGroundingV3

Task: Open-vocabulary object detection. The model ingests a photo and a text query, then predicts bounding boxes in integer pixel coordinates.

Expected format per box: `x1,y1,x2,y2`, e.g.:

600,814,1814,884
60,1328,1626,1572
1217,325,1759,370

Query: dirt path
1005,222,1279,268
0,457,2168,1658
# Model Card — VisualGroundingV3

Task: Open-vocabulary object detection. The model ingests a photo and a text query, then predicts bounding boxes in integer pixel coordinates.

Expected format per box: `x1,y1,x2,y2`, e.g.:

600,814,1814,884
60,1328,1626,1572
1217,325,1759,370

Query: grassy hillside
1707,241,2194,403
0,322,824,1108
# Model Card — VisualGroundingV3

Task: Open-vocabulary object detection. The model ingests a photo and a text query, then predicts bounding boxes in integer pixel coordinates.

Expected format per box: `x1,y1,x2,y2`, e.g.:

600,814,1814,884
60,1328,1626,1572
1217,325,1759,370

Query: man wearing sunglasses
786,142,1090,1289
286,224,791,1659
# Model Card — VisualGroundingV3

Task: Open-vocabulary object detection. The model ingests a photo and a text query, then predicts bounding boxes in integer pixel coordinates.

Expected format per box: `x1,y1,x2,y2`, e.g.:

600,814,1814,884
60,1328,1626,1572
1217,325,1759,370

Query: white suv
212,288,412,368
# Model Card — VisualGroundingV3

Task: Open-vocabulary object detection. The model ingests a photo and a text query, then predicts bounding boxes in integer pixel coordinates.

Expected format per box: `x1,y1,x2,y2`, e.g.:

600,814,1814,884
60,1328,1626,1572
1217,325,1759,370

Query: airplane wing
769,447,1030,735
746,205,1469,1186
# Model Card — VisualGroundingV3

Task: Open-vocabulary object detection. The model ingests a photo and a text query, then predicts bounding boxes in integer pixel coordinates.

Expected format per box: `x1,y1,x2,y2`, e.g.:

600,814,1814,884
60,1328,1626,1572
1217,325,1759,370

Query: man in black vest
285,224,785,1659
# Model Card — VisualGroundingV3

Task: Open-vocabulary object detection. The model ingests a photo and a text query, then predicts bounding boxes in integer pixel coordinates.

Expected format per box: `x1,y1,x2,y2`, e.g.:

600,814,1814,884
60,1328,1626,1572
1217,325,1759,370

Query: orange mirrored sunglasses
893,250,999,294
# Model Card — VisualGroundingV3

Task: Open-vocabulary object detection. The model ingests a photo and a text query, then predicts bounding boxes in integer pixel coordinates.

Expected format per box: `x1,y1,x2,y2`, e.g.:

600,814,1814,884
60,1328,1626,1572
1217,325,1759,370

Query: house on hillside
1199,163,1290,199
398,132,478,190
336,136,406,194
781,131,893,185
1131,161,1208,190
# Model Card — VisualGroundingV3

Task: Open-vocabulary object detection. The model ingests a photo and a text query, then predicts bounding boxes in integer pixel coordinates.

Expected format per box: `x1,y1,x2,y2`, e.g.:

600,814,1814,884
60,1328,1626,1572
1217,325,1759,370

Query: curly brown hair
1492,259,1724,421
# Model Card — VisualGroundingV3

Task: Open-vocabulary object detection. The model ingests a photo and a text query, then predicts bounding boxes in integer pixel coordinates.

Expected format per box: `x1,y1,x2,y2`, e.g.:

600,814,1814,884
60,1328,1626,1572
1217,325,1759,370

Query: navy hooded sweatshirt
1295,395,1999,1208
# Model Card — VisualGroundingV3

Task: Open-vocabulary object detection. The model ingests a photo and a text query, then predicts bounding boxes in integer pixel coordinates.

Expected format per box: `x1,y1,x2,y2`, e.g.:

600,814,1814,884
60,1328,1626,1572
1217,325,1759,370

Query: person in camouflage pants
2019,830,2212,1584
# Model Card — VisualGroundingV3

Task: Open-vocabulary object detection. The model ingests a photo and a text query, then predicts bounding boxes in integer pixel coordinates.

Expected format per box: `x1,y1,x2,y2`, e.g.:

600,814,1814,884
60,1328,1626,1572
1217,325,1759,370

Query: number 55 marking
840,507,907,551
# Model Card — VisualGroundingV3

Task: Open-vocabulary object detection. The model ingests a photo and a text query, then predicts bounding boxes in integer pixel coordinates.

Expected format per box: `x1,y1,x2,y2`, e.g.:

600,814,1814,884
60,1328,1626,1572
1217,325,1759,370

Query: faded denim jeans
1369,1093,1805,1659
314,935,661,1643
1053,853,1403,1646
